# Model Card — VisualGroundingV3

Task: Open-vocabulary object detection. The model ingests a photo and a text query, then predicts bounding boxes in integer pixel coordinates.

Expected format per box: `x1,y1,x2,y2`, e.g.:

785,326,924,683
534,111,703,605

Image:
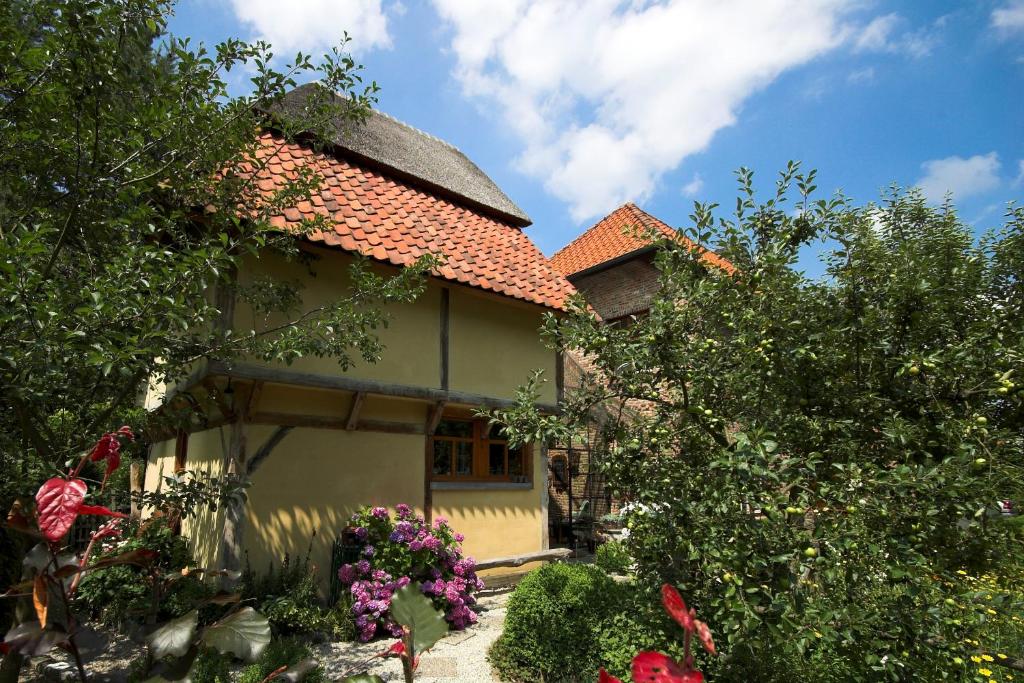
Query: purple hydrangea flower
363,545,375,557
371,506,388,519
354,526,368,540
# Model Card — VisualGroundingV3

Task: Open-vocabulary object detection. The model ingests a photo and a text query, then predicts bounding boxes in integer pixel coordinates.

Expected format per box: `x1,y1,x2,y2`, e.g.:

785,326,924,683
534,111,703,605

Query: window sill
430,481,533,491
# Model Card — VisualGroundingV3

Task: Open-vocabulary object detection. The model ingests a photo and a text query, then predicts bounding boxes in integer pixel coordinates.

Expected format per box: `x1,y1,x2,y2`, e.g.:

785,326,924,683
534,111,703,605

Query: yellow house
142,84,576,590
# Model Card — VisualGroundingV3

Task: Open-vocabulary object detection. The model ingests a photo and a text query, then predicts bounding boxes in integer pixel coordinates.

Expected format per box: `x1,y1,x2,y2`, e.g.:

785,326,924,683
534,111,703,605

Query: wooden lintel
250,411,425,435
425,400,447,435
346,391,366,430
205,360,560,414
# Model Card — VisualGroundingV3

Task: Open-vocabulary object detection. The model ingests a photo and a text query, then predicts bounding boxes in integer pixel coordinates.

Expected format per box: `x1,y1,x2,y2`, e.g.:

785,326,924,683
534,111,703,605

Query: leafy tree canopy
498,165,1024,680
0,0,433,499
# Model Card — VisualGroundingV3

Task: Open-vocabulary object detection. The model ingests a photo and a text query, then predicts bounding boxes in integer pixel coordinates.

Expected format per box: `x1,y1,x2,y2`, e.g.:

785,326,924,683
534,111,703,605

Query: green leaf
389,583,449,655
201,607,270,662
147,610,198,660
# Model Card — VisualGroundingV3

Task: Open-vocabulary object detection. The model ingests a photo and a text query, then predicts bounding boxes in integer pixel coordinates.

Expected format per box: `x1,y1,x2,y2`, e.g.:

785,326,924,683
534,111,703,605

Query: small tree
0,0,439,484
498,166,1024,680
0,0,433,631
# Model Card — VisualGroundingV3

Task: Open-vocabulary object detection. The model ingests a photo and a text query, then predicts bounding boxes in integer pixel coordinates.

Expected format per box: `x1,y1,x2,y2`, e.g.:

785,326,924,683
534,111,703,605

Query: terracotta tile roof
250,133,577,311
549,203,733,277
271,83,531,226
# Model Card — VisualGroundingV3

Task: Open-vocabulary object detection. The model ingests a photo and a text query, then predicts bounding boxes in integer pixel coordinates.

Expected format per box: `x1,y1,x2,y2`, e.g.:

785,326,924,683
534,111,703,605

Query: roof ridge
550,201,733,277
550,202,636,261
366,106,462,155
272,82,530,226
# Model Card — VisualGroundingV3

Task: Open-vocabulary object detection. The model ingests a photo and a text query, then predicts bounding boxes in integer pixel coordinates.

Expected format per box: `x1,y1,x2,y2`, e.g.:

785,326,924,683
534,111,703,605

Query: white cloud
227,0,393,56
993,1,1024,34
853,13,939,58
916,152,1002,203
431,0,853,221
682,173,704,197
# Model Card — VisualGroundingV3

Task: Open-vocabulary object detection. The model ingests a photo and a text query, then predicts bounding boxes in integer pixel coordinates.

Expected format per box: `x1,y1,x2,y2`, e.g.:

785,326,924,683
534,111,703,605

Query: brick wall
570,253,660,321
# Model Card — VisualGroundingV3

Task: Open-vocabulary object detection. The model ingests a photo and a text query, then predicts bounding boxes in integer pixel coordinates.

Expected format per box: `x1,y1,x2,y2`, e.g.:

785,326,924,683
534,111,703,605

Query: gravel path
24,590,512,682
317,589,510,682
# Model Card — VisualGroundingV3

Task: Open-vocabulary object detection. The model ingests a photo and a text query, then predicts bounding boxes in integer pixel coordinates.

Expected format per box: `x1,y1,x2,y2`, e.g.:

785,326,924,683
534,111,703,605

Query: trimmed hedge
489,563,622,682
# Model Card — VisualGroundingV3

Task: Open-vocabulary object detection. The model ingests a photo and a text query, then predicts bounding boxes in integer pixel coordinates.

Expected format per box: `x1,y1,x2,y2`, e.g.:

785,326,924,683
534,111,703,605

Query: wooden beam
425,400,446,436
555,350,565,405
346,391,365,430
423,434,433,526
475,548,572,571
244,381,264,422
206,360,560,413
249,411,425,435
246,426,294,476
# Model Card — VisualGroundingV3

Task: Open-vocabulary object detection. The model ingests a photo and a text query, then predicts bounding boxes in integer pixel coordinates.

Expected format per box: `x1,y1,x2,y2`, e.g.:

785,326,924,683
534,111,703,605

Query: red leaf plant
5,427,138,682
598,584,715,683
36,427,134,545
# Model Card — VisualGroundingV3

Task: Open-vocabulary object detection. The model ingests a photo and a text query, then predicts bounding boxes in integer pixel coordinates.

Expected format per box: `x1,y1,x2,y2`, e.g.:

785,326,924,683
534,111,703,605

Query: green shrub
237,637,324,683
330,592,357,642
75,517,212,625
190,647,233,683
595,540,631,575
489,563,622,682
242,546,333,636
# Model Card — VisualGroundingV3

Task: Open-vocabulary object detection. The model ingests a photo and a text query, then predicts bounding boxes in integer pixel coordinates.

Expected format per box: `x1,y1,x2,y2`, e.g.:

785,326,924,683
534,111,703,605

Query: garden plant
2,428,274,683
0,0,434,632
496,169,1024,681
337,504,484,641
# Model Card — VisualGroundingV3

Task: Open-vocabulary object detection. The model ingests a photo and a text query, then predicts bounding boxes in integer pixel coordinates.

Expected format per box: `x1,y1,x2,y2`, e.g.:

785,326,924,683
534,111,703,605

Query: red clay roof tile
550,203,733,277
252,133,576,311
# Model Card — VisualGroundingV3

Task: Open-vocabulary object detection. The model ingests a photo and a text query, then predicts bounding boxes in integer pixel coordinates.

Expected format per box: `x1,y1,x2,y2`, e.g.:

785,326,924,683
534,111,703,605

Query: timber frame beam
204,360,560,413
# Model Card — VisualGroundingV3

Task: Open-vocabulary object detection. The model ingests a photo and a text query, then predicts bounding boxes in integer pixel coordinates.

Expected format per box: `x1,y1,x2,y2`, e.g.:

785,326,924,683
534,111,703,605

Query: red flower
632,652,702,683
35,478,87,543
661,584,695,632
599,668,624,683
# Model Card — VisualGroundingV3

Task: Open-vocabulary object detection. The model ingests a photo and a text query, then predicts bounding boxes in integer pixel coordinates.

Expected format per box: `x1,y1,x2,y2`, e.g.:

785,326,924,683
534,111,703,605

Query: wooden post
540,441,550,550
219,384,250,576
439,288,450,390
346,391,365,430
423,436,434,526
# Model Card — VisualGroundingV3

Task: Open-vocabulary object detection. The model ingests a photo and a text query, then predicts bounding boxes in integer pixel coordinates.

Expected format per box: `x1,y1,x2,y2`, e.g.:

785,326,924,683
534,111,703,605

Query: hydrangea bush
338,504,485,641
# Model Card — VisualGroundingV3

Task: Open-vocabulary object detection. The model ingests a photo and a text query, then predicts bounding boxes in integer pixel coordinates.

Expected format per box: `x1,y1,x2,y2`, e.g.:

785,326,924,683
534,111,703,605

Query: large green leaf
201,607,270,662
147,610,198,660
389,583,448,655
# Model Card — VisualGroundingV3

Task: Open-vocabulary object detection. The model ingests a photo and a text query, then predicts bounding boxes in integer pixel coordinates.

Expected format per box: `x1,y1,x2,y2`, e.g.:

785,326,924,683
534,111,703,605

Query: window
431,418,529,482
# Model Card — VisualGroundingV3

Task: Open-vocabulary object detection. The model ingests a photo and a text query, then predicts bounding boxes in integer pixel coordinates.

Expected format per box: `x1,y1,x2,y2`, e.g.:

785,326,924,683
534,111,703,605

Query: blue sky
168,1,1024,262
